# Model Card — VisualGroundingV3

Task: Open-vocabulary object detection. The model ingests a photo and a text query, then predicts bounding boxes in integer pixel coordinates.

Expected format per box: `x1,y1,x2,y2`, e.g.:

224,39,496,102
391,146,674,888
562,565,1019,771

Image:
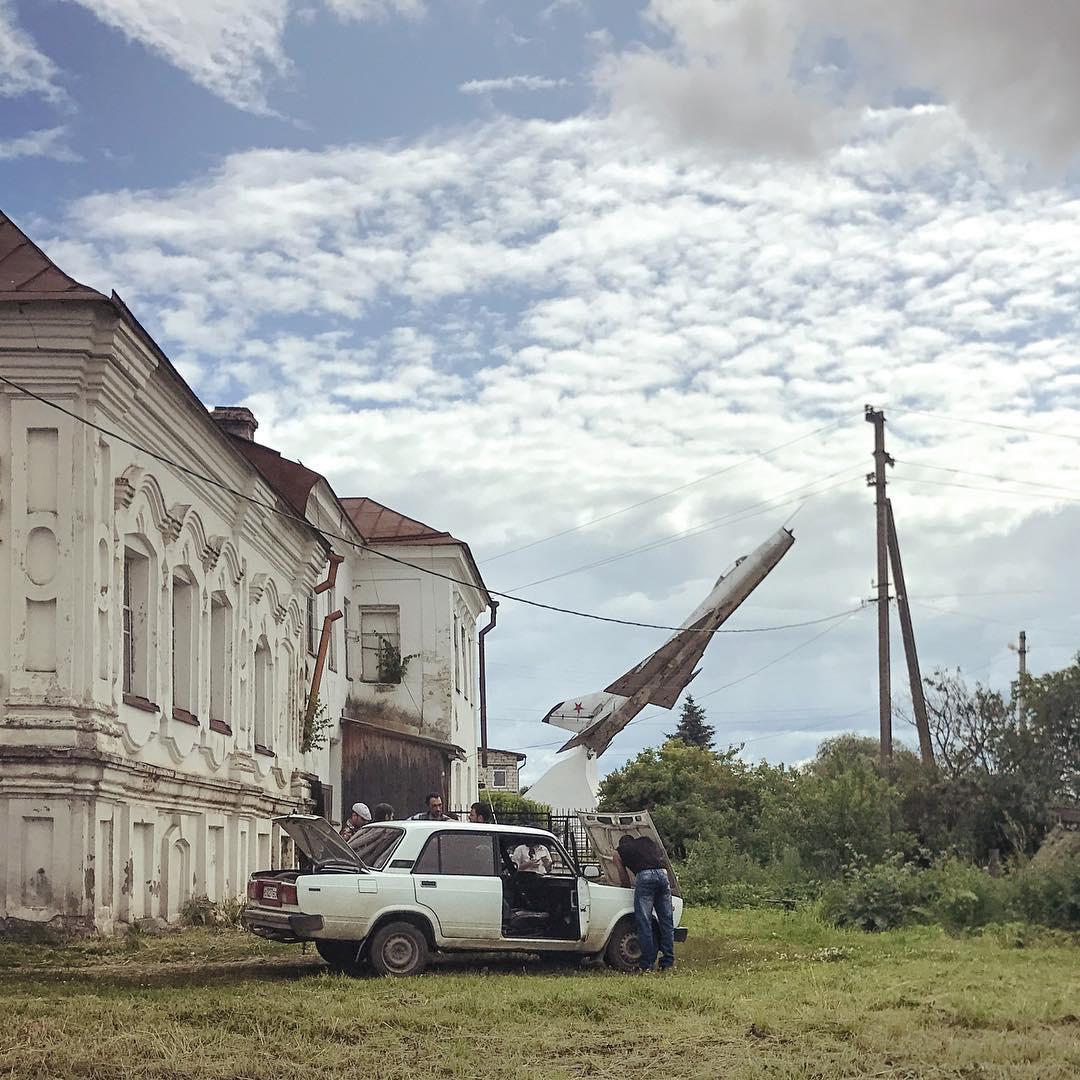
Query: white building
0,210,491,933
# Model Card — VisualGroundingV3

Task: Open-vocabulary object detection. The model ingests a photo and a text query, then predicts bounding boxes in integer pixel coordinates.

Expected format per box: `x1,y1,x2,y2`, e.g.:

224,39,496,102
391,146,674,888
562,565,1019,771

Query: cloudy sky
4,0,1080,784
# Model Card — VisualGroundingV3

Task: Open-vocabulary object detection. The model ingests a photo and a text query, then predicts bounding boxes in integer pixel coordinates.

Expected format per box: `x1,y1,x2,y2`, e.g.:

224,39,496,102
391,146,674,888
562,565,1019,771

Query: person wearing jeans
614,834,676,972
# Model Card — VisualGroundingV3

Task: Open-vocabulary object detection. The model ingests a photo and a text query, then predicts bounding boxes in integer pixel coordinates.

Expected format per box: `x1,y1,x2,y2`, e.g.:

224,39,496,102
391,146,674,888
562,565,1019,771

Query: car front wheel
604,917,643,972
369,921,430,977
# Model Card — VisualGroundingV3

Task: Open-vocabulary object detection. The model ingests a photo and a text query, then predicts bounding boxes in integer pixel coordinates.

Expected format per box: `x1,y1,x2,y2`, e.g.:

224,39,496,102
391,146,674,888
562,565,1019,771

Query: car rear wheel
315,939,362,974
604,918,643,972
369,921,430,977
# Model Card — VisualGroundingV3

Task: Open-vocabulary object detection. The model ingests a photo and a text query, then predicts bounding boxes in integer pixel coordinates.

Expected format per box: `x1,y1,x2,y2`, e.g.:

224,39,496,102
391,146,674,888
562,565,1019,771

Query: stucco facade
0,211,490,932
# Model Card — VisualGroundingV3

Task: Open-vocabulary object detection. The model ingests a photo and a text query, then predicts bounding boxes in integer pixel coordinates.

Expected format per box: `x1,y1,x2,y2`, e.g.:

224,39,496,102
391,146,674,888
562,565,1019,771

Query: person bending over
613,834,675,973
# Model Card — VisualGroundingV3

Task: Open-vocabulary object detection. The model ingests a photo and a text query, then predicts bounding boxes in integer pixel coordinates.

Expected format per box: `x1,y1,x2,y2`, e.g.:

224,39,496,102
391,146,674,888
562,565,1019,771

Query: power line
0,370,835,638
480,414,856,563
894,459,1080,499
892,406,1080,444
510,466,864,591
511,606,867,750
891,475,1080,506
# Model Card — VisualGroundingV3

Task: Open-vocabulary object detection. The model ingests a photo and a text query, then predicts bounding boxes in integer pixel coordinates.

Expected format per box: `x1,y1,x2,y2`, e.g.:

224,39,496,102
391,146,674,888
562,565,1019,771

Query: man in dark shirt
614,834,675,972
411,793,453,821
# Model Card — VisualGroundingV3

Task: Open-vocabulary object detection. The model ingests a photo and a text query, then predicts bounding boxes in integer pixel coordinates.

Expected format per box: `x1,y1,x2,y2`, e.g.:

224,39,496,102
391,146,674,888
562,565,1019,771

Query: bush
179,895,246,929
1011,856,1080,930
819,856,926,932
923,859,1008,931
677,837,815,908
476,790,550,822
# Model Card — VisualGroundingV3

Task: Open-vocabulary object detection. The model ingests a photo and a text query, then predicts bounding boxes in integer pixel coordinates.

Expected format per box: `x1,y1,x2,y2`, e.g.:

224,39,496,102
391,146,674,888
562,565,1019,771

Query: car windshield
349,826,404,869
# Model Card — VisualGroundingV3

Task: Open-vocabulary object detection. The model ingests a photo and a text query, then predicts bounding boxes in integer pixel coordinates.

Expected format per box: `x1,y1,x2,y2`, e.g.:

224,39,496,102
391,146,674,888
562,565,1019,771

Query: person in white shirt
511,841,553,875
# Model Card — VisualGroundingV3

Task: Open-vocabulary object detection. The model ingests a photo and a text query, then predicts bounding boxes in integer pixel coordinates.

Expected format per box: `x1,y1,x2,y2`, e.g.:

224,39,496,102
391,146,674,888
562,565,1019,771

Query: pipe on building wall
477,599,498,768
303,552,345,731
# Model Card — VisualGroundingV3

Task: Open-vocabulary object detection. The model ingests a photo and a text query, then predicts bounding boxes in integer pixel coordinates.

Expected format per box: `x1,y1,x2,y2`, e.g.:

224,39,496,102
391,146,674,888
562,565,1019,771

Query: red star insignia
573,702,584,714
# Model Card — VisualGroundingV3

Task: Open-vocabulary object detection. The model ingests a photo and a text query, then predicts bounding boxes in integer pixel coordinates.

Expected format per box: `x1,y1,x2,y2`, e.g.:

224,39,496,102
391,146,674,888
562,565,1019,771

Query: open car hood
274,814,366,870
578,810,681,897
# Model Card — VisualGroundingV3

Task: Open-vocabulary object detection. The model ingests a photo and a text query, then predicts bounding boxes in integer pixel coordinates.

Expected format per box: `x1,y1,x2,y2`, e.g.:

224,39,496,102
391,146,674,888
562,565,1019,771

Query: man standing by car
340,802,371,841
411,793,453,820
613,834,675,972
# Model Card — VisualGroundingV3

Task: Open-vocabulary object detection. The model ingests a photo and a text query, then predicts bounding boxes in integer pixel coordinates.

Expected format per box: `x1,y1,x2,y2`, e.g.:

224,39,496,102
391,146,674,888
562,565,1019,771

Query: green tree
666,694,715,749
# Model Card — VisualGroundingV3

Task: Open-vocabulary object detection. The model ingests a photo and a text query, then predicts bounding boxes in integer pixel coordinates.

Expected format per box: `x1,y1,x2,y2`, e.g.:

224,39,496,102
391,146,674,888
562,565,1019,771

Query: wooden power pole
886,499,934,765
1011,630,1028,726
866,406,894,769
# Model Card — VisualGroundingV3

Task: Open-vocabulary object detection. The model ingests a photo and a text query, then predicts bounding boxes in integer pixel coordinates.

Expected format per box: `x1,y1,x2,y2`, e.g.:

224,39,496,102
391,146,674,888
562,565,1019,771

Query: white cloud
48,103,1080,772
0,0,66,102
63,0,424,114
66,0,291,113
600,0,1080,167
459,75,571,95
324,0,425,19
0,126,79,162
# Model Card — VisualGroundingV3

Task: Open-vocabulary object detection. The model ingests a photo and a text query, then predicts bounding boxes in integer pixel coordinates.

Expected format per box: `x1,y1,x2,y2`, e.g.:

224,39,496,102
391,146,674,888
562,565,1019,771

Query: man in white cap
340,802,371,842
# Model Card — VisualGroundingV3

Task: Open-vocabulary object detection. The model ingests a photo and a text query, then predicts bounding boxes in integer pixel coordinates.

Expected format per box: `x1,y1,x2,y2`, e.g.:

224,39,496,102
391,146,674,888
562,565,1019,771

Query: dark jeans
633,868,675,971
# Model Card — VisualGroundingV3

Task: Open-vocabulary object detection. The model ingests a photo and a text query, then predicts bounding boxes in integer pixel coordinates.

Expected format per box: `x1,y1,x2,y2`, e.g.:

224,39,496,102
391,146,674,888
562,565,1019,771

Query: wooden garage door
341,723,449,821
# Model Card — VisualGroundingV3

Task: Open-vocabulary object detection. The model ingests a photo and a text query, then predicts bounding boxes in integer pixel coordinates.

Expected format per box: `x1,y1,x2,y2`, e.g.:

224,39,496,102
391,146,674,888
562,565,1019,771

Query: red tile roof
342,497,491,606
0,211,106,302
228,436,324,520
341,497,454,544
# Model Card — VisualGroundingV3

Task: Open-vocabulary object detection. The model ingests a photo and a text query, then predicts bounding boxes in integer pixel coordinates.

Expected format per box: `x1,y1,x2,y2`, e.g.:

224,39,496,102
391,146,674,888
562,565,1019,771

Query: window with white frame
327,585,337,672
453,613,460,694
360,606,401,683
342,596,353,679
254,638,272,750
306,592,316,656
122,546,151,700
460,624,469,701
209,593,232,727
492,768,507,789
171,572,197,718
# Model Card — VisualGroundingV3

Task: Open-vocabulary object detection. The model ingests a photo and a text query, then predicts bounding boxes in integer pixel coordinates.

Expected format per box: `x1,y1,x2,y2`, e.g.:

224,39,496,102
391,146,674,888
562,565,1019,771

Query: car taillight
280,883,298,906
246,879,258,900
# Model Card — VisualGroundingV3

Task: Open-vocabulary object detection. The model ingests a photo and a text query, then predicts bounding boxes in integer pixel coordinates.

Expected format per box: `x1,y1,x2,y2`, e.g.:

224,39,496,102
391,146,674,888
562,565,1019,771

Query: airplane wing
604,612,712,707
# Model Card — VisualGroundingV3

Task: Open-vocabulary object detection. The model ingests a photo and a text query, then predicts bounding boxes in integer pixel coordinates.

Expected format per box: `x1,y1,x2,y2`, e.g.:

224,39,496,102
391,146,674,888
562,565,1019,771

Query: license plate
262,884,280,905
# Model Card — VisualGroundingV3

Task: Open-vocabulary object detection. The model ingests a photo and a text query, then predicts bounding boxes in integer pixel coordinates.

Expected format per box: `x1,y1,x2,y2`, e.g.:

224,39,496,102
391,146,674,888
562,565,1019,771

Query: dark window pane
438,833,496,877
412,836,440,875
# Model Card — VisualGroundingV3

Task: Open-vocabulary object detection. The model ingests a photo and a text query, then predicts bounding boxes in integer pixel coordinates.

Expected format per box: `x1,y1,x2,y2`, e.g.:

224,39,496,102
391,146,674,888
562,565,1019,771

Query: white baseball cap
352,802,372,821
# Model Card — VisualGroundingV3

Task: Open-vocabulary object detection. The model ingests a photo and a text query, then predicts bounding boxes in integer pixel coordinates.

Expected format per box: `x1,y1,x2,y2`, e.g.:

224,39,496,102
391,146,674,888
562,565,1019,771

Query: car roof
362,818,556,837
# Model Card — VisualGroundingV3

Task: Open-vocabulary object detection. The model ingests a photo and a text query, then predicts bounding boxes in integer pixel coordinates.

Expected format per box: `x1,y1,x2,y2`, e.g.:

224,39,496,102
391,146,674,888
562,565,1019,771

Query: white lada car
241,811,687,976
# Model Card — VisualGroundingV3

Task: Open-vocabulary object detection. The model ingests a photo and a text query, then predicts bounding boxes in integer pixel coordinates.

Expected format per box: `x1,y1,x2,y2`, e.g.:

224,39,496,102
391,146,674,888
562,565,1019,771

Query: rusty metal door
341,723,449,821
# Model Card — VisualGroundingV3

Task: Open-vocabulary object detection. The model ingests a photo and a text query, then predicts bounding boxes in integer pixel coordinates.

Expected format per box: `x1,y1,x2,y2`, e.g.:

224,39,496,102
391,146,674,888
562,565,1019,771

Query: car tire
315,939,362,974
604,918,643,972
369,921,430,977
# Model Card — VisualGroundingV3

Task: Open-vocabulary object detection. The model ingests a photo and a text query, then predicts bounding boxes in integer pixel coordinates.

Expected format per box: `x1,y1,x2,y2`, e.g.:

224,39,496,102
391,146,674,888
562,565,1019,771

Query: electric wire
0,370,845,637
510,466,865,591
894,459,1080,500
891,406,1080,444
481,413,857,563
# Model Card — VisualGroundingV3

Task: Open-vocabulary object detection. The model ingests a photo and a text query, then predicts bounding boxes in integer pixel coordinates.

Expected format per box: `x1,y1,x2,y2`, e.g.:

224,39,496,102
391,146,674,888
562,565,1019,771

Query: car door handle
419,880,437,888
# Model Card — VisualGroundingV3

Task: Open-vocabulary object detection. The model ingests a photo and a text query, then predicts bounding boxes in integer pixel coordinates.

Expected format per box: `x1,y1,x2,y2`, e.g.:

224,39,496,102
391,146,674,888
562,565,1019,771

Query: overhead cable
0,371,847,637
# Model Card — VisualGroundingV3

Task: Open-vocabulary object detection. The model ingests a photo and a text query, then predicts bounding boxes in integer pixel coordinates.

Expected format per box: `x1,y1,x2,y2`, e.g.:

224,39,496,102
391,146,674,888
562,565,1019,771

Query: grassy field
0,909,1077,1079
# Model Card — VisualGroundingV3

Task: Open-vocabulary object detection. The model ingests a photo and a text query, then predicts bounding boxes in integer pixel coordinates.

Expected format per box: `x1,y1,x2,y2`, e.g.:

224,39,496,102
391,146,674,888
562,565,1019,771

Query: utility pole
1010,630,1028,726
866,406,894,770
886,499,934,766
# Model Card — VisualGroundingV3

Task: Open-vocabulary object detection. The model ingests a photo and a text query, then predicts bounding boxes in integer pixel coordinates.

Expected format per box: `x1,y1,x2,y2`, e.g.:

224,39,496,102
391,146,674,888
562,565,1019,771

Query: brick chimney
211,406,258,442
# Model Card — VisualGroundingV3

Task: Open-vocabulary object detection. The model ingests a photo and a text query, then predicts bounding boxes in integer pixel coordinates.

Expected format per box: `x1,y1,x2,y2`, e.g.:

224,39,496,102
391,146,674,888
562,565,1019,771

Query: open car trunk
578,810,681,897
274,814,366,871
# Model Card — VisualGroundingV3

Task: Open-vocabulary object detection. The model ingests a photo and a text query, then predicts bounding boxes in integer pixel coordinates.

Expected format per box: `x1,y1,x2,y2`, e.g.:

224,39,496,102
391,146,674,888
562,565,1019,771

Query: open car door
577,810,681,897
274,814,366,871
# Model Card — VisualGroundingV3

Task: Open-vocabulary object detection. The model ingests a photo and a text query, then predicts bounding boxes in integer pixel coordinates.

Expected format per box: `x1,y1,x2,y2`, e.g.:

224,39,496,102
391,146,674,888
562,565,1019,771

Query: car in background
241,812,686,976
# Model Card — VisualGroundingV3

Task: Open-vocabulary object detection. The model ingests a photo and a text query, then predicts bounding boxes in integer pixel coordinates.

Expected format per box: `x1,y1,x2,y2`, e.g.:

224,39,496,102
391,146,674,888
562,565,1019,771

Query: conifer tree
667,693,715,749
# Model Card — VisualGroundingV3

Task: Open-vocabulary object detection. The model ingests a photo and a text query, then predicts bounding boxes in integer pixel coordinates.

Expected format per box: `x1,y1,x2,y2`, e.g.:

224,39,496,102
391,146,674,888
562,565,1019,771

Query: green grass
0,909,1077,1078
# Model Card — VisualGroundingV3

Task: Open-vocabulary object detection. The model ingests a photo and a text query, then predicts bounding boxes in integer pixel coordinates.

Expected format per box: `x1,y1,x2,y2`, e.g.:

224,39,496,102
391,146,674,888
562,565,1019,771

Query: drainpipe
303,553,344,734
478,600,498,768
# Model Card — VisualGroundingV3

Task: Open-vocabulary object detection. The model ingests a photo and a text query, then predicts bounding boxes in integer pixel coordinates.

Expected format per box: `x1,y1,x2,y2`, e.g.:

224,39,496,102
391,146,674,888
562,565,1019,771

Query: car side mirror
582,864,602,880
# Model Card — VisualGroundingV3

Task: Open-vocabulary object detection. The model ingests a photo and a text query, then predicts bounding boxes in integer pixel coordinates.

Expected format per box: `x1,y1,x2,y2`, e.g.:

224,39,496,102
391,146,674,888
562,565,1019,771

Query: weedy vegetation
0,908,1076,1079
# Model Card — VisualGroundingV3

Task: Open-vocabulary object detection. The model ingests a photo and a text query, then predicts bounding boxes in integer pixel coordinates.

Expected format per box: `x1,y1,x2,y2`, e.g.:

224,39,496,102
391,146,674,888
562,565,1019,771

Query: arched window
171,569,198,721
254,637,272,752
209,592,233,732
